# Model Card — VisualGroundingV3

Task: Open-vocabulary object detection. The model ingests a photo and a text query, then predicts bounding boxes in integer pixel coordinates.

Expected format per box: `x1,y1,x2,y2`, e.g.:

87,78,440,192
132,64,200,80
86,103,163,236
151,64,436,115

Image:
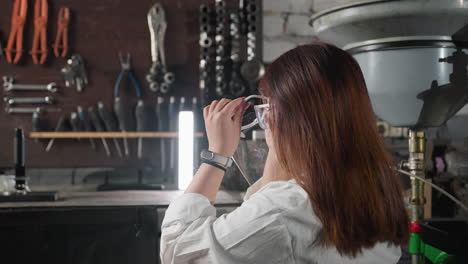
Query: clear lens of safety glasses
254,104,269,129
241,95,269,137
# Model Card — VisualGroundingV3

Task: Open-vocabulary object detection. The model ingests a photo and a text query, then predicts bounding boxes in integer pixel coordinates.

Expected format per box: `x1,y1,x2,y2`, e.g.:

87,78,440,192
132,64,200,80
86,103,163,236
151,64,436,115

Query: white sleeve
160,192,294,264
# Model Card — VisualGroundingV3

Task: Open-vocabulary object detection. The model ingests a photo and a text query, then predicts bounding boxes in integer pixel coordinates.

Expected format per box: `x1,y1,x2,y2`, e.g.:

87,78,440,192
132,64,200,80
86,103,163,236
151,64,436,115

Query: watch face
201,150,214,160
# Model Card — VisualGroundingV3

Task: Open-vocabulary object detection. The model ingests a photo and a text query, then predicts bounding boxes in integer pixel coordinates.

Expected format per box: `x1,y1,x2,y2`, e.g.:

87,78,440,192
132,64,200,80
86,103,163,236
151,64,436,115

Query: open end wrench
6,107,61,114
6,96,54,105
3,76,58,92
5,82,58,92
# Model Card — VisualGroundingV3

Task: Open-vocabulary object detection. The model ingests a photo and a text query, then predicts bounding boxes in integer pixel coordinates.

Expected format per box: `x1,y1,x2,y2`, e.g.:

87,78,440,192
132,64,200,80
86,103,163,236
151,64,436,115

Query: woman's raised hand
203,97,250,157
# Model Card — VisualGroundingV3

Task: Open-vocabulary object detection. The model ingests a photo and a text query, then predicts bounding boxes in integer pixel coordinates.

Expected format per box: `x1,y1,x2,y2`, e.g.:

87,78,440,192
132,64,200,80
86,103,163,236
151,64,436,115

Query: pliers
31,0,48,65
114,52,142,97
53,7,70,58
5,0,28,64
114,52,143,157
147,3,174,93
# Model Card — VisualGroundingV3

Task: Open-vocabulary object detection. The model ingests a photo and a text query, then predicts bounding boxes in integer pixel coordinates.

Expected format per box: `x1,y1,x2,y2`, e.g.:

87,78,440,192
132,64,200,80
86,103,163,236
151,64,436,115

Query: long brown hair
259,41,409,257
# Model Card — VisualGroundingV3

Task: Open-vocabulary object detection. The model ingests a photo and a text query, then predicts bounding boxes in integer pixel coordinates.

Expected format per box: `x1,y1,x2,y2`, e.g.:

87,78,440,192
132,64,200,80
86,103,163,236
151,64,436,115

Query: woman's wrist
208,147,232,158
202,160,227,172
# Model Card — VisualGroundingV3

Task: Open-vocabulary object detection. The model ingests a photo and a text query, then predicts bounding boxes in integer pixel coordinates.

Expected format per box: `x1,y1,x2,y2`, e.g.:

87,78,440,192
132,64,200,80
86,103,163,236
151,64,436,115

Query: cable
231,156,253,186
398,169,468,214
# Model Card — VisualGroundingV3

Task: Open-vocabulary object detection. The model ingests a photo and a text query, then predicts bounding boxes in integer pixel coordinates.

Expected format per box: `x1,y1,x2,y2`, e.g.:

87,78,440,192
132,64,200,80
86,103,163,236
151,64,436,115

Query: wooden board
0,0,234,168
29,132,204,138
0,190,244,209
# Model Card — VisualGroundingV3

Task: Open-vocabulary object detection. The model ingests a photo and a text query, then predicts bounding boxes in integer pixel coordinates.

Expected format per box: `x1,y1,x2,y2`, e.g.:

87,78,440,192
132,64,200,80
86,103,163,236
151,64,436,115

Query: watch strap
203,161,227,172
200,150,233,168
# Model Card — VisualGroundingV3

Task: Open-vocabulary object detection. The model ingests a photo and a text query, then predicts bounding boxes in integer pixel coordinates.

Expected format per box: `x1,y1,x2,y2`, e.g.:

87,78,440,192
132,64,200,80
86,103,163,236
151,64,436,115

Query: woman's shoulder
248,180,320,223
253,180,309,205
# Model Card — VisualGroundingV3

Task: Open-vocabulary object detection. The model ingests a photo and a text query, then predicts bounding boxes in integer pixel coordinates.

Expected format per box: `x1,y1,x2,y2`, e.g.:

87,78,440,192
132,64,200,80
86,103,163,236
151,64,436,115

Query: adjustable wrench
5,96,54,105
147,3,174,93
3,76,58,92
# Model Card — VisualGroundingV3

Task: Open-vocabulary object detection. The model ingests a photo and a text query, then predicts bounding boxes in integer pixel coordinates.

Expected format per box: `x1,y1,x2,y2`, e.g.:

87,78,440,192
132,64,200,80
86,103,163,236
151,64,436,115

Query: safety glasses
241,95,270,137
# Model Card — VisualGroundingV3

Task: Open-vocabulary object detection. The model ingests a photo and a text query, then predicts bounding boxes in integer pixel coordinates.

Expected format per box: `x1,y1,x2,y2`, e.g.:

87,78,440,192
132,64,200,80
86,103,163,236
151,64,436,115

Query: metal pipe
407,129,426,264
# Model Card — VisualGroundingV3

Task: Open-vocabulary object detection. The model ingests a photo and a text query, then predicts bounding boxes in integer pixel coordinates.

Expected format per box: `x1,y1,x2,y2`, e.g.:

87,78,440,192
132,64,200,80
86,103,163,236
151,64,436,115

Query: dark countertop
0,190,244,209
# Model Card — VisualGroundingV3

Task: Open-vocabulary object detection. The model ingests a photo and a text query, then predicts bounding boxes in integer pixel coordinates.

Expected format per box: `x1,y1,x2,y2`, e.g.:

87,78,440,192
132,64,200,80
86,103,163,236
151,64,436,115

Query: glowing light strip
178,111,194,190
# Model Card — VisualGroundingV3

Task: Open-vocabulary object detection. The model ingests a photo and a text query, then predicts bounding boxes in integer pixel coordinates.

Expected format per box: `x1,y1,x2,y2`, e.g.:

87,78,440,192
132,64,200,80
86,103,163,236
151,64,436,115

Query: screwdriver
135,99,147,159
88,106,111,156
168,96,178,171
70,112,81,142
32,111,41,143
156,96,168,173
114,97,130,156
77,106,96,150
192,97,201,168
97,101,123,158
45,115,66,152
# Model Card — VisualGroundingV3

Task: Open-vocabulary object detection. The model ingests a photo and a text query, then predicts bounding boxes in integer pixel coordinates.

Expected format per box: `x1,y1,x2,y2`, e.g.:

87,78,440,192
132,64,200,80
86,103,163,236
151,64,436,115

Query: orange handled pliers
5,0,28,64
30,0,49,65
53,7,70,58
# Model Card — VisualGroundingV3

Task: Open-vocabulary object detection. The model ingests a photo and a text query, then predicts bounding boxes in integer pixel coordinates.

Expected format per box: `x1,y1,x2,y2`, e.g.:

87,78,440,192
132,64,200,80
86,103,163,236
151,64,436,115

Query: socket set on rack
241,0,264,94
199,4,216,107
214,0,230,97
199,0,263,105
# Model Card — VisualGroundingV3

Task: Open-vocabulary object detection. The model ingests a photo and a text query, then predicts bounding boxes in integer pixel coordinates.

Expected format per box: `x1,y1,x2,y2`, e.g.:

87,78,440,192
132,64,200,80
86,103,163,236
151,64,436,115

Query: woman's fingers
208,100,219,116
222,97,245,114
233,102,250,123
214,98,231,112
205,98,246,121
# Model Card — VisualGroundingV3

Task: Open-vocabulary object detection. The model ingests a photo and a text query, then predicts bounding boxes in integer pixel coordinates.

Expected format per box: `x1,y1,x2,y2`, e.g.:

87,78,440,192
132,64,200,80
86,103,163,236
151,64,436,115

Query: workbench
0,190,243,264
0,190,243,209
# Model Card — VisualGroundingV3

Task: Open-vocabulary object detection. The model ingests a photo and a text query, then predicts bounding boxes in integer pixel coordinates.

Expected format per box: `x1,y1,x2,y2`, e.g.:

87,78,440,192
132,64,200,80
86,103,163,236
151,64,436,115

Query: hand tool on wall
88,106,111,156
192,97,202,168
45,115,65,152
5,96,54,105
113,52,143,157
156,97,168,173
135,100,147,159
77,106,96,150
168,96,178,170
6,107,60,114
30,0,48,65
114,97,130,156
53,7,70,58
3,76,58,93
5,0,27,64
32,111,41,143
70,112,81,142
97,102,123,158
147,3,174,94
14,128,27,192
61,54,88,92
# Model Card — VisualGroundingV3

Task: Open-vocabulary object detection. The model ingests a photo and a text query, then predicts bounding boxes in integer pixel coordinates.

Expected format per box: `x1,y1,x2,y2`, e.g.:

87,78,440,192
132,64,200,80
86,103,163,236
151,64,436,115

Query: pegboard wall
0,0,237,168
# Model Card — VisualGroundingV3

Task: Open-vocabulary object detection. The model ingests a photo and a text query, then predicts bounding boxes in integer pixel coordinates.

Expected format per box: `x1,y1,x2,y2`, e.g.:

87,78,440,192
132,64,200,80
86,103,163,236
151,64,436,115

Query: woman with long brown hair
160,41,409,263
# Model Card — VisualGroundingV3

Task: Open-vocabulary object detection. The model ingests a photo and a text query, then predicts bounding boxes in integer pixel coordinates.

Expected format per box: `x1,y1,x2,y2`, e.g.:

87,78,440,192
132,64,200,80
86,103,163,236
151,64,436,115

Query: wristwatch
200,149,233,168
